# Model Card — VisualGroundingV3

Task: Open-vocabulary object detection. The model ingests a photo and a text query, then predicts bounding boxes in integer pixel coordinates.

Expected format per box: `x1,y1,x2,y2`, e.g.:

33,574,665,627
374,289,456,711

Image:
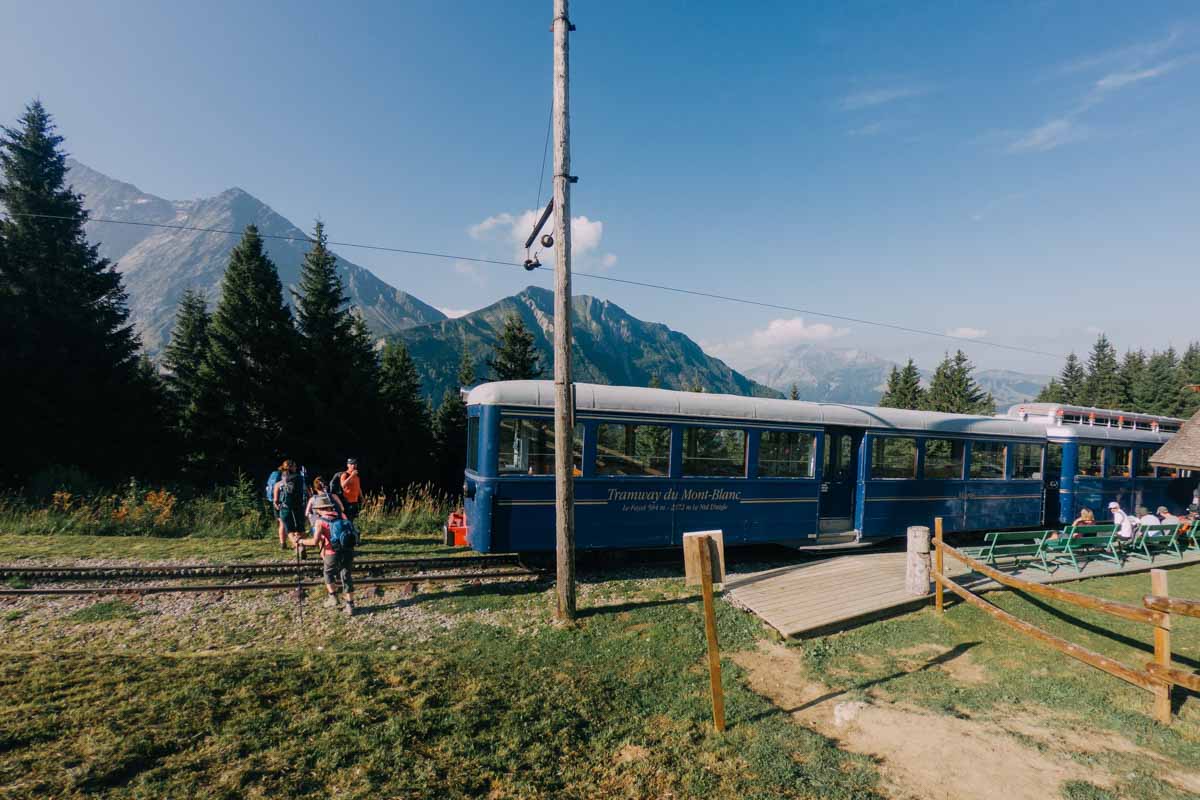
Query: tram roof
467,381,1049,438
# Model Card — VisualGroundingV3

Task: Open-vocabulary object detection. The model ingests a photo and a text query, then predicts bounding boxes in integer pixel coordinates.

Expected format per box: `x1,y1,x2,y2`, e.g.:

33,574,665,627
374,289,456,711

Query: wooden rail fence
931,517,1199,725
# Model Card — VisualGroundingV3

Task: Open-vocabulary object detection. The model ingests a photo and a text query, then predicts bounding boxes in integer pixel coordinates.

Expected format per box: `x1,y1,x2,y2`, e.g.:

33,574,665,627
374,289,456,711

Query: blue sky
3,1,1198,376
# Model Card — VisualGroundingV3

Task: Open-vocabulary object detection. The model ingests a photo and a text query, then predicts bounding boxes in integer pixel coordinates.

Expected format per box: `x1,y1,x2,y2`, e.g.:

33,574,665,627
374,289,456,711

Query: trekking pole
295,539,303,632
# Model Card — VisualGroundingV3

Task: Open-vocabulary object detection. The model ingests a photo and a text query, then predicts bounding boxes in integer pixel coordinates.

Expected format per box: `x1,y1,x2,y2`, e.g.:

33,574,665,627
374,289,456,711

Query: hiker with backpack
294,495,360,616
305,476,346,530
273,459,307,550
334,458,362,521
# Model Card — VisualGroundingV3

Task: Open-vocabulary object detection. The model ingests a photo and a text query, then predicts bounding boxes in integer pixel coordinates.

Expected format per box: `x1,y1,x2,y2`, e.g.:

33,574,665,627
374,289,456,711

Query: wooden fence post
1151,568,1172,725
934,517,944,613
697,536,726,732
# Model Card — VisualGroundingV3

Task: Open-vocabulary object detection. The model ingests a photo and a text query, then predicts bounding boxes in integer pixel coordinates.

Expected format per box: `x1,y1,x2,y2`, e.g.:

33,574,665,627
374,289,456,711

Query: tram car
457,381,1197,553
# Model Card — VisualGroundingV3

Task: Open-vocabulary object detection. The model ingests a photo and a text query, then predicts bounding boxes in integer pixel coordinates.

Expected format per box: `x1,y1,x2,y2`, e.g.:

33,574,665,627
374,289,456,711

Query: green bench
1044,523,1121,574
1182,523,1200,552
966,531,1058,570
1127,523,1184,563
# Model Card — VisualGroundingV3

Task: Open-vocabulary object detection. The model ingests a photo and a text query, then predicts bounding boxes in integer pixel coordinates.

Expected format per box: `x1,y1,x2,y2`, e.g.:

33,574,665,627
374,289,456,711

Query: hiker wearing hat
294,494,359,616
1157,506,1181,528
335,458,363,521
1135,506,1160,534
1108,501,1134,540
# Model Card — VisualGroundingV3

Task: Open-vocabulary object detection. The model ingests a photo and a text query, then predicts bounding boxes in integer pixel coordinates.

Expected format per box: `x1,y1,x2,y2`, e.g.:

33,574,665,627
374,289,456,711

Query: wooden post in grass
684,531,725,732
1151,569,1172,725
934,517,945,613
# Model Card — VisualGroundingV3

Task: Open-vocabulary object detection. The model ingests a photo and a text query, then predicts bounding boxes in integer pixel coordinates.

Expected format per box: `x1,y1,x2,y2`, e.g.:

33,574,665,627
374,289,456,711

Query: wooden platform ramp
725,547,1200,638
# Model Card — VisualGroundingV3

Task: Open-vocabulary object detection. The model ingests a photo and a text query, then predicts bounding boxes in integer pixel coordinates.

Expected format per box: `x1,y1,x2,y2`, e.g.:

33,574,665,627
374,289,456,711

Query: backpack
265,470,281,502
327,517,359,552
277,472,304,507
330,471,346,500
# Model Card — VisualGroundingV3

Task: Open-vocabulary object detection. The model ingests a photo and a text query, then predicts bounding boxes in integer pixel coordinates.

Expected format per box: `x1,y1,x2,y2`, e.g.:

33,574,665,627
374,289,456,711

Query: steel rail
0,554,521,582
0,569,545,596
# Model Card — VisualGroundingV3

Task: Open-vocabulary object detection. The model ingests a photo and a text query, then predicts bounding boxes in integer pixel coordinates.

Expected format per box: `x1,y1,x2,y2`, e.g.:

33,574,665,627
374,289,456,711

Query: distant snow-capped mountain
67,159,445,352
742,344,1050,408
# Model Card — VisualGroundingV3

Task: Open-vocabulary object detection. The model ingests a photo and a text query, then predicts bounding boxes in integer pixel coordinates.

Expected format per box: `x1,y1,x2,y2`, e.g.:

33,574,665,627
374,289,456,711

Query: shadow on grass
1012,590,1200,672
354,578,549,615
746,641,982,722
576,595,697,618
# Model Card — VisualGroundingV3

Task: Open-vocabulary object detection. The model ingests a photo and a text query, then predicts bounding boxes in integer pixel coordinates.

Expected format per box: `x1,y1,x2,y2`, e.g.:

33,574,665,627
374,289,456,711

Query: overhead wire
7,210,1066,361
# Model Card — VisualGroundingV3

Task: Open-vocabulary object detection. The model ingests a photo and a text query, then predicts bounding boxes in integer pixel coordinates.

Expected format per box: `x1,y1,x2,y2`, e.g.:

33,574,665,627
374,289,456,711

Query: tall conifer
879,359,925,410
924,351,993,414
488,313,542,380
0,100,157,482
1118,350,1147,410
1177,343,1200,417
1082,334,1121,409
162,288,211,465
1059,353,1086,405
379,341,432,487
1138,348,1180,416
191,225,298,478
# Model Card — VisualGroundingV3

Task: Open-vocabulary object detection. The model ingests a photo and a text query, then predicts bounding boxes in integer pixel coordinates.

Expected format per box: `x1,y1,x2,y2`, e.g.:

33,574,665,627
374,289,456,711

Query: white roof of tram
467,381,1052,439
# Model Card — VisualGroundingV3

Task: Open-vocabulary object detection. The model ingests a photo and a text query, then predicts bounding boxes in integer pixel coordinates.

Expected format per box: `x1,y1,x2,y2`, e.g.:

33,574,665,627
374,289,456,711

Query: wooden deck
724,547,1200,638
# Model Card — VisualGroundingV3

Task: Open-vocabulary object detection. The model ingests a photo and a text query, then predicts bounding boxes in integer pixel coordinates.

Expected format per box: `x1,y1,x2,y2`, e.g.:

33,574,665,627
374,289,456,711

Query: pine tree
1138,348,1180,417
162,288,211,463
431,344,476,493
1177,343,1200,417
191,225,299,479
1118,349,1147,410
487,313,542,380
1081,334,1121,409
788,383,800,401
291,221,381,470
0,100,160,483
648,373,662,389
1059,353,1086,405
923,351,993,414
1035,379,1065,403
881,359,925,410
379,341,432,488
457,343,476,388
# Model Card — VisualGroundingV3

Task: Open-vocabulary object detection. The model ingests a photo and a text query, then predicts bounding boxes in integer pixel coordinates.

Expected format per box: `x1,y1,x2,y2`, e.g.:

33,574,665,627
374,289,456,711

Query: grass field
1,533,1198,799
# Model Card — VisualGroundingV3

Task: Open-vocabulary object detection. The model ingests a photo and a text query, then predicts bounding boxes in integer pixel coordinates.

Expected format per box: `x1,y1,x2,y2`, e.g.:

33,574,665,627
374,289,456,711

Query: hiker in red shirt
337,458,362,520
294,496,358,616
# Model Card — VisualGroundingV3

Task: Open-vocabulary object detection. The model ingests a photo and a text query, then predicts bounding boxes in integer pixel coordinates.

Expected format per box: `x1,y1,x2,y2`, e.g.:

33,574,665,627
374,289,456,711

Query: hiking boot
323,593,340,609
344,600,356,617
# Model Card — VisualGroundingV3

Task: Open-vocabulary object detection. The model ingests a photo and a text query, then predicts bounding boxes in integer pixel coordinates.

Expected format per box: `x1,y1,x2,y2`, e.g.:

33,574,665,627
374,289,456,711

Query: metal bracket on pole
550,17,576,31
524,198,555,250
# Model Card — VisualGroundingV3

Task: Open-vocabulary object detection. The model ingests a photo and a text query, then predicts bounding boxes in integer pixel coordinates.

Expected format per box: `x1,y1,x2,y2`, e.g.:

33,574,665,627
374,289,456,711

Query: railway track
0,553,524,582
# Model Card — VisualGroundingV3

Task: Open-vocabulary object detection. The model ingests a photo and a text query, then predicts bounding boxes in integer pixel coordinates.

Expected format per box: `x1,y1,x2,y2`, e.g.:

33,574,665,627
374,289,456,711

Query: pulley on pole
551,0,576,621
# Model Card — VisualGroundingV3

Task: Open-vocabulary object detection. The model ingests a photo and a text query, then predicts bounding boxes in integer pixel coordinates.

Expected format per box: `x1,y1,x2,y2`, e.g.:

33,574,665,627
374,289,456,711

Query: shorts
322,550,354,592
278,506,304,534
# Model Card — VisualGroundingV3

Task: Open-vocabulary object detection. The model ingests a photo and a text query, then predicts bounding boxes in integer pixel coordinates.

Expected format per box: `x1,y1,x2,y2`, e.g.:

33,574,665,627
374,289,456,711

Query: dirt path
733,640,1200,800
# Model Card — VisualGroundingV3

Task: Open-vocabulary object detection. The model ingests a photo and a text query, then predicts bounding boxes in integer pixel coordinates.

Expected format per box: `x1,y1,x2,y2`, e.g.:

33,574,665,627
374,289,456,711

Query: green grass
67,600,143,623
0,582,884,799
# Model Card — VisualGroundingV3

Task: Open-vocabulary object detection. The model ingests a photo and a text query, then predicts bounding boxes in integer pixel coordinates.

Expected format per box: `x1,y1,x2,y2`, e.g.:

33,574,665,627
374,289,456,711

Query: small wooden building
1151,409,1200,473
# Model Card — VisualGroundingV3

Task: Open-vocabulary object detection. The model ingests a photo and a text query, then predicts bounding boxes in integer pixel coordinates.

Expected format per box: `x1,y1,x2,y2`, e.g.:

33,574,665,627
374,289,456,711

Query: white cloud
453,260,485,287
704,317,850,368
468,208,612,269
838,84,933,111
946,326,988,339
1095,57,1190,91
437,306,474,319
1007,118,1086,153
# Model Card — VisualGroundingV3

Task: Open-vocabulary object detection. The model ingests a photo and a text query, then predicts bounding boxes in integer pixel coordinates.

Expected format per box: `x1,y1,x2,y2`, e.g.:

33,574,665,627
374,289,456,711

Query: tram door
1043,443,1063,527
819,427,862,537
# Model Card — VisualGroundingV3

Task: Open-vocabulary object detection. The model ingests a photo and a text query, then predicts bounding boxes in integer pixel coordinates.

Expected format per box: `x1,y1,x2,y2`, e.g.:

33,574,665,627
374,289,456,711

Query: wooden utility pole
551,0,576,621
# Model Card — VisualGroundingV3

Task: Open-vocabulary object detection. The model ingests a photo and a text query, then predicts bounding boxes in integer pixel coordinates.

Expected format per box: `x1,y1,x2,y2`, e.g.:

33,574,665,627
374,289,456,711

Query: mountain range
67,159,445,352
742,344,1050,409
396,286,778,401
67,161,1048,408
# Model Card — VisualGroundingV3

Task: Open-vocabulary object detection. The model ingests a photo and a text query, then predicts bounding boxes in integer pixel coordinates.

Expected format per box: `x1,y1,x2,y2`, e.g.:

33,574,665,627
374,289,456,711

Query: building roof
467,381,1049,439
1150,409,1200,469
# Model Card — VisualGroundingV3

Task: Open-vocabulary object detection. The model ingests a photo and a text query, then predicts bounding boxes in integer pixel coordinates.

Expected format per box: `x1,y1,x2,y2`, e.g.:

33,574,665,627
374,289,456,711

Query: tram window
1012,443,1043,479
870,437,917,479
682,427,746,477
758,430,815,478
1106,446,1132,478
466,417,480,472
823,434,854,481
498,417,581,475
969,441,1007,480
1134,448,1156,478
1077,445,1103,477
595,423,670,476
923,439,964,480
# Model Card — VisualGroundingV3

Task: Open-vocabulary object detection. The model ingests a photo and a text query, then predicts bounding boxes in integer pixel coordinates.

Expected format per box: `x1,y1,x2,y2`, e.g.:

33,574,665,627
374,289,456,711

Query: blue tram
459,381,1196,553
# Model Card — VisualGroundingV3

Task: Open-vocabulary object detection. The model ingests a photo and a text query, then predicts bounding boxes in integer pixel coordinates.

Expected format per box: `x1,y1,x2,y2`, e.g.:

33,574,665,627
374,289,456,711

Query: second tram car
459,381,1195,553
